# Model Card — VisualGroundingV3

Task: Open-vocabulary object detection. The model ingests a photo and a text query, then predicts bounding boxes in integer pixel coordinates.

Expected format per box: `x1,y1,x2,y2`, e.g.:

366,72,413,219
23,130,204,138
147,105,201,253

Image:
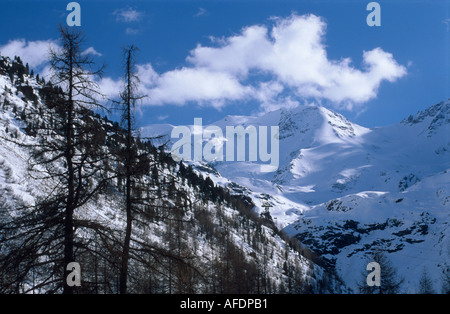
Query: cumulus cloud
0,14,407,112
0,39,58,68
98,77,124,99
185,14,406,109
149,67,253,109
101,13,407,111
0,39,109,86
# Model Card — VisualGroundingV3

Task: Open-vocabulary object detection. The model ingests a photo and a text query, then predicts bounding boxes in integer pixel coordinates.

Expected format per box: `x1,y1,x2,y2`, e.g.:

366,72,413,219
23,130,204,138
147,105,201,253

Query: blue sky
0,0,448,128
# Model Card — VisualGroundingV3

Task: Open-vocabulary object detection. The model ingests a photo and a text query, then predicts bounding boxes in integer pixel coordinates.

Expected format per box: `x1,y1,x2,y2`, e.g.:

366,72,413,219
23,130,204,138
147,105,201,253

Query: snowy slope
0,55,344,294
141,99,450,293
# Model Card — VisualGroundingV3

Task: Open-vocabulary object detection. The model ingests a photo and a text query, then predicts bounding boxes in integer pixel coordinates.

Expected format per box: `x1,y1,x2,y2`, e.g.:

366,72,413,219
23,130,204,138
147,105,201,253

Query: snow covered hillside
0,55,343,294
141,99,450,293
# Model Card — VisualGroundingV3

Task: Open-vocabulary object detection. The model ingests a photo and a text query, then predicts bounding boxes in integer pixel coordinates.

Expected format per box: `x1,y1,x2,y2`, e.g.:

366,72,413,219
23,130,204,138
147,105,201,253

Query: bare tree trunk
119,49,132,294
63,37,75,295
48,25,105,294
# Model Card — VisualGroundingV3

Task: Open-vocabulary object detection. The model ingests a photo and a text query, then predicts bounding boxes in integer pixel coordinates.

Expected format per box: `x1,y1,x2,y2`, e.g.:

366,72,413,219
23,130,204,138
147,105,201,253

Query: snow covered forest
0,27,342,294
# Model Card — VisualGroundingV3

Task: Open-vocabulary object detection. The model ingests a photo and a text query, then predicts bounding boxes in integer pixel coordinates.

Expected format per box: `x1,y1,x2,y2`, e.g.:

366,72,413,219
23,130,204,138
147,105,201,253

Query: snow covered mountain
141,99,450,293
2,52,447,293
0,55,343,294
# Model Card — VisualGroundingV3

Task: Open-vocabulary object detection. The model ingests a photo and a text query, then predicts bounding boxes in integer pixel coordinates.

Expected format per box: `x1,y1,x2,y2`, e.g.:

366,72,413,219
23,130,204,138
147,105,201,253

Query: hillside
141,95,450,293
0,54,343,294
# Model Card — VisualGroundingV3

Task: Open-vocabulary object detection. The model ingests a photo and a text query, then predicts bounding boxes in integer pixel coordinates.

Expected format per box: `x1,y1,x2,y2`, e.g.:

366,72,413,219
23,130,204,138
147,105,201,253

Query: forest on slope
0,27,342,294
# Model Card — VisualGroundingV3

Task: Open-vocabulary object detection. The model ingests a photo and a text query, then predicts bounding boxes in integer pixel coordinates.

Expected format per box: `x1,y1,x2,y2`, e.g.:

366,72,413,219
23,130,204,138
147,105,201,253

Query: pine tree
358,250,404,294
418,268,435,294
441,265,450,294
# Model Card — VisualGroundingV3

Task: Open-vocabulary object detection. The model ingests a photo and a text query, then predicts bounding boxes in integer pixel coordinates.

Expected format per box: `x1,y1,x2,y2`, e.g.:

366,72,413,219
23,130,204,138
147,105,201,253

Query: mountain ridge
141,97,450,292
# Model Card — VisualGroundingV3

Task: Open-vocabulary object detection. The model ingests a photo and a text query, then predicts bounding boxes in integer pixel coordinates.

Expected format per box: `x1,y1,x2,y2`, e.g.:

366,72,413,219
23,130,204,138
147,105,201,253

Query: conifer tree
418,268,435,294
358,250,404,294
48,26,109,294
0,26,111,294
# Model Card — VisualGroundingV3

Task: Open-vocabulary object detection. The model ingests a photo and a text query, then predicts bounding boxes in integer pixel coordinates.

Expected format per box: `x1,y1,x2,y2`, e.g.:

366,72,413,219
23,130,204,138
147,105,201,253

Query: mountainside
2,52,448,293
141,97,450,293
0,55,342,294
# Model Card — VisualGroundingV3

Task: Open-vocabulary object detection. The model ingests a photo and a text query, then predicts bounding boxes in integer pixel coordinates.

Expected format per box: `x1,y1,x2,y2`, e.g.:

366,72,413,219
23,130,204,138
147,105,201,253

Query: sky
0,0,448,128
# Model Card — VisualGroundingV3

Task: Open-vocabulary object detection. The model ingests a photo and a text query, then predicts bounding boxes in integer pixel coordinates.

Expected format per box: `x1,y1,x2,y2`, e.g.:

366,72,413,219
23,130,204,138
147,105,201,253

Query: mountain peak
278,104,369,145
401,99,450,136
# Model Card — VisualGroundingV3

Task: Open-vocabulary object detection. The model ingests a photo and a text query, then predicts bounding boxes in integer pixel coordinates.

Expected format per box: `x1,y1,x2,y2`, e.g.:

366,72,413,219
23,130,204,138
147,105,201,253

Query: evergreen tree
418,268,435,294
358,250,404,294
441,265,450,294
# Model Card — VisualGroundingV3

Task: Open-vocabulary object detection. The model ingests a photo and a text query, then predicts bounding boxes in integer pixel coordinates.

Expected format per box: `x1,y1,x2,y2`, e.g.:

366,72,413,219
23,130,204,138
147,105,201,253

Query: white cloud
0,39,58,68
100,14,407,111
1,14,407,113
98,77,124,99
81,46,102,57
187,14,406,109
40,65,54,81
318,48,407,106
157,115,169,121
113,8,144,34
113,8,144,23
186,14,405,109
147,67,253,109
443,18,450,32
194,8,208,18
187,25,271,77
100,63,251,109
0,39,110,91
136,63,159,87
